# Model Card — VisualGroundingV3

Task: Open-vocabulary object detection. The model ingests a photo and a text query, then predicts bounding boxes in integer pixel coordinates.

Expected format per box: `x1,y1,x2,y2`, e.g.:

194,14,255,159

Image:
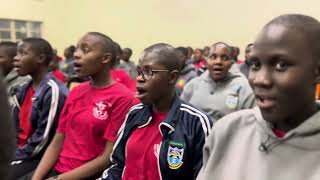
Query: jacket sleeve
192,113,213,179
99,113,133,180
15,85,67,160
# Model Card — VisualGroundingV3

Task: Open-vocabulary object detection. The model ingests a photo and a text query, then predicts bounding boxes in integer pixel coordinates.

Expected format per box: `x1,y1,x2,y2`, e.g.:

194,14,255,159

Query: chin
260,111,281,124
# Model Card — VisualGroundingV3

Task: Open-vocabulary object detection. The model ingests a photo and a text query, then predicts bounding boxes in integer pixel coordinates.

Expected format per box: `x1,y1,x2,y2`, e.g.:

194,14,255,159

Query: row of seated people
1,13,320,180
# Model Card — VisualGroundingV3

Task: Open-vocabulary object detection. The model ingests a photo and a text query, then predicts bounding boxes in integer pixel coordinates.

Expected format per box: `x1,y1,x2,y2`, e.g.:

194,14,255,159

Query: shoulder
128,103,144,114
46,77,69,95
64,81,89,100
225,75,252,93
179,102,212,136
125,103,145,122
180,102,211,120
212,108,257,136
229,75,251,87
109,82,135,97
185,76,202,87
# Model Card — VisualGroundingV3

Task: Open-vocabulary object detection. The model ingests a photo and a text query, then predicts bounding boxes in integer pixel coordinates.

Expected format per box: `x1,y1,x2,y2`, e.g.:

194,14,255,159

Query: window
0,19,42,42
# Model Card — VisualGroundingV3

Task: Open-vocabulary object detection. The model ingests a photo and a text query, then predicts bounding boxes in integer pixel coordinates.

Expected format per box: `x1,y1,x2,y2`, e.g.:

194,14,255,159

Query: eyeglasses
137,68,170,80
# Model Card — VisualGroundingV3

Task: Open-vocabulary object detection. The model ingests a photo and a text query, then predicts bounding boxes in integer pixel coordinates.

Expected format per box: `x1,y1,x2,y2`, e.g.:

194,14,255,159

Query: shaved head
263,14,320,60
140,43,180,71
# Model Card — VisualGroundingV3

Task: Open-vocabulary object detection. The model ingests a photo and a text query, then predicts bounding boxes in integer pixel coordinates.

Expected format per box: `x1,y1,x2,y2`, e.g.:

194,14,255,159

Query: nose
249,67,272,88
13,54,20,64
214,56,223,64
136,72,145,83
73,49,81,59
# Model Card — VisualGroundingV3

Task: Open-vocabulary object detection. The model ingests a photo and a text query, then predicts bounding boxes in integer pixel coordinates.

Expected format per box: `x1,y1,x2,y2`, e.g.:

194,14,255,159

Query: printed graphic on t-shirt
93,101,111,120
154,143,161,157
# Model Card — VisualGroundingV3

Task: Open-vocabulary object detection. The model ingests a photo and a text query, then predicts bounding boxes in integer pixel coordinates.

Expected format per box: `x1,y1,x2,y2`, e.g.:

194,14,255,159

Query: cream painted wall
0,0,320,61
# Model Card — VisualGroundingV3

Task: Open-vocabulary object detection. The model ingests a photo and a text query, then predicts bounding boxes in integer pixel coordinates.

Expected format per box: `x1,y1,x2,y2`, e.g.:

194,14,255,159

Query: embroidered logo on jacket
93,101,110,120
226,94,238,109
167,141,184,169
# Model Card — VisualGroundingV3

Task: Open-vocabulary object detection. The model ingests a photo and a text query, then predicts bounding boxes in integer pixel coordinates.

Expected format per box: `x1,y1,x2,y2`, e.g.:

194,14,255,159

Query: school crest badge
167,141,184,169
93,101,110,120
226,94,238,109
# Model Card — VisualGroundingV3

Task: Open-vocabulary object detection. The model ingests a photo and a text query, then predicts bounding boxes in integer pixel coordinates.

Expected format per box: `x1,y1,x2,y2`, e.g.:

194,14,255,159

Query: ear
101,53,112,64
168,70,180,85
38,54,46,64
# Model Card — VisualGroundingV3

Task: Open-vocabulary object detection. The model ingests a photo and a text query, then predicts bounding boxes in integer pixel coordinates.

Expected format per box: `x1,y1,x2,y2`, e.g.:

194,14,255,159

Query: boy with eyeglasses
98,43,212,180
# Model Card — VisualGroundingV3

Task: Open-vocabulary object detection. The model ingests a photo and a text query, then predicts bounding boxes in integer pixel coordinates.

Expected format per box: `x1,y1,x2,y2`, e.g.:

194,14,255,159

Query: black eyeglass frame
137,68,170,80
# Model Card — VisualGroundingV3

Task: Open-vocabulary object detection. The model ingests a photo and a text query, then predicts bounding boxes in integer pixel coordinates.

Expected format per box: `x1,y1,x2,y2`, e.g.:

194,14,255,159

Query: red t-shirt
111,69,131,89
52,70,66,83
122,111,167,180
194,58,207,70
18,86,35,147
130,79,137,92
272,128,286,138
54,81,139,173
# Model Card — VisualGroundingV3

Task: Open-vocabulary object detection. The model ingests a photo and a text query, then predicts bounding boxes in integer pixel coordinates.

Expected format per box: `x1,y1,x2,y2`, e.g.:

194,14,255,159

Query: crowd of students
0,13,320,180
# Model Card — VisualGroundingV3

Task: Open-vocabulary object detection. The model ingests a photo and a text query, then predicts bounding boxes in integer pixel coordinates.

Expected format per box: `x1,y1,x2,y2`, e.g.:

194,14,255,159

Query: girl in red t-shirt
31,32,138,180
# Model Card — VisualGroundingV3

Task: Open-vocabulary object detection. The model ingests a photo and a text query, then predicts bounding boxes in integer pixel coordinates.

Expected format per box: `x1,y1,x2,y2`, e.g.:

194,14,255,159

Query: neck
31,67,48,89
153,90,175,112
274,102,317,132
91,68,113,88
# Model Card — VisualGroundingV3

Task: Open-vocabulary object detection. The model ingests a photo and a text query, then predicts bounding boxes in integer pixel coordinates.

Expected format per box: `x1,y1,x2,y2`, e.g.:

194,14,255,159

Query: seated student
187,46,193,60
175,47,197,95
49,50,66,83
10,38,69,179
59,45,76,81
197,14,320,180
0,41,30,106
111,42,132,89
181,42,255,122
98,43,212,180
202,46,210,59
0,73,15,180
231,46,240,62
238,43,253,77
118,48,138,80
193,48,207,75
31,32,138,180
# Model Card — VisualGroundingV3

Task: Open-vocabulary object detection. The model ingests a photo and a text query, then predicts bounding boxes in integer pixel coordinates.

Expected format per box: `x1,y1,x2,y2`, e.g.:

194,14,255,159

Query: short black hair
87,32,114,54
141,43,180,71
175,47,188,57
21,38,53,65
113,42,122,55
203,46,210,51
86,32,116,65
211,42,233,54
64,45,76,59
123,48,132,55
0,41,17,59
194,48,203,54
264,14,320,60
